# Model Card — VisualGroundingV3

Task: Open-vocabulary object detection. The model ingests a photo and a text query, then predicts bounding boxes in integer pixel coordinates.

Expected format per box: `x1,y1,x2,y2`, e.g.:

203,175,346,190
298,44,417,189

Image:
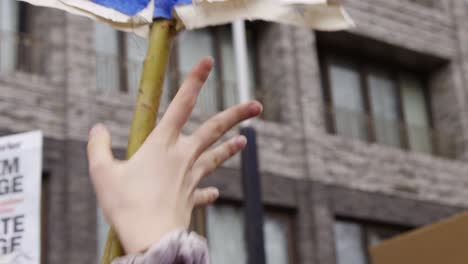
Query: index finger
158,57,214,140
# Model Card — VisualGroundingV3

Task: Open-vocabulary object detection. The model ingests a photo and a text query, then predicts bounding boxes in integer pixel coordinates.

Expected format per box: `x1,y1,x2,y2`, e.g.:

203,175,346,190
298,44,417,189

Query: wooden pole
100,19,177,264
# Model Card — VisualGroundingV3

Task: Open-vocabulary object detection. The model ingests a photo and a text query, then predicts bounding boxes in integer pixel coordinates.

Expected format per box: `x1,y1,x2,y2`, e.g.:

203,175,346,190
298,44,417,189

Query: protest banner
0,131,43,264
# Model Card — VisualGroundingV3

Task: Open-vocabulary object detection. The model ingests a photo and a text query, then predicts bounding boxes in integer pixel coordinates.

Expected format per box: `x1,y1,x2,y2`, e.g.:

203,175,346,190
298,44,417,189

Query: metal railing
0,31,44,75
0,33,249,117
95,55,241,114
94,54,286,123
177,72,240,115
324,105,458,159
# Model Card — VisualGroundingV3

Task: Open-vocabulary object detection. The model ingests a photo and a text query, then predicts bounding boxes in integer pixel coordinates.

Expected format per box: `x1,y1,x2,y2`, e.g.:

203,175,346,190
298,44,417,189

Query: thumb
87,123,114,174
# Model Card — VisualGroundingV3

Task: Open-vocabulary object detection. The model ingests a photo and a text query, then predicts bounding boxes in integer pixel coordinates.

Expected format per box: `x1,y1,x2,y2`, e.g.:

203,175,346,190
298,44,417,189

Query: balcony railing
95,54,241,114
95,54,287,124
324,105,458,159
0,31,44,75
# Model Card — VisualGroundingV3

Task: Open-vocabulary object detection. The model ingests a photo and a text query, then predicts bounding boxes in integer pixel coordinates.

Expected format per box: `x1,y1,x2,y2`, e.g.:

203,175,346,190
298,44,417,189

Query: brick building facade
1,0,468,263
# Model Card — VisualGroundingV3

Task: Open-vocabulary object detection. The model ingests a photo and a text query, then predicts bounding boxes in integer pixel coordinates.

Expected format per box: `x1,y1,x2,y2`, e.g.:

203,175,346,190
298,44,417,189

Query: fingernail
234,136,247,148
89,123,104,138
203,57,214,69
248,101,263,116
211,189,220,200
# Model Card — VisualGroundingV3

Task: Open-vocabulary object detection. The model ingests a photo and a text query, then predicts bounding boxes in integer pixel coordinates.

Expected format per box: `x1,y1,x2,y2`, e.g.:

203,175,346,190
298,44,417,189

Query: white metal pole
233,20,266,264
232,20,251,126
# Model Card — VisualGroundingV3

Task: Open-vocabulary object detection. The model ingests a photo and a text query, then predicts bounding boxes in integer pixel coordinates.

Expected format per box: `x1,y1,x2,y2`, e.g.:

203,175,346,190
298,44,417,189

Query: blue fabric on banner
91,0,151,16
154,0,192,18
91,0,192,19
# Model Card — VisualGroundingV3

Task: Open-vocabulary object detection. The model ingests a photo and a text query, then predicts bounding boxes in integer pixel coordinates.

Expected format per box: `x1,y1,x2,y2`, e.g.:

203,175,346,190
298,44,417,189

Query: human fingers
189,101,261,158
87,123,114,178
193,187,220,207
158,57,214,140
191,135,247,186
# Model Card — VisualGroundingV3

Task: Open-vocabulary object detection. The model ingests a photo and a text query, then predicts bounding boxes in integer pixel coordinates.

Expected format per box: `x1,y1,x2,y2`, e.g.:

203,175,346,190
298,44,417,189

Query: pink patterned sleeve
112,230,210,264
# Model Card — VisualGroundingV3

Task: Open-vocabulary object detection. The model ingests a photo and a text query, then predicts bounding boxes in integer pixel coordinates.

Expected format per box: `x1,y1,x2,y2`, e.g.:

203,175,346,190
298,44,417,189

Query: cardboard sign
371,213,468,264
0,131,43,264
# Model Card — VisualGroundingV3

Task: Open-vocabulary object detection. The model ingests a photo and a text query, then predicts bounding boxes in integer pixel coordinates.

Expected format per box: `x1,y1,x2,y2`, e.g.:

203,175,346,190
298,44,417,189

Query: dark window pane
219,26,239,109
0,0,19,72
246,25,259,97
334,220,409,264
328,59,368,141
125,34,148,95
206,204,294,264
366,225,407,247
400,74,432,154
178,29,218,114
264,213,291,264
368,69,401,148
95,23,120,93
206,205,247,264
334,221,367,264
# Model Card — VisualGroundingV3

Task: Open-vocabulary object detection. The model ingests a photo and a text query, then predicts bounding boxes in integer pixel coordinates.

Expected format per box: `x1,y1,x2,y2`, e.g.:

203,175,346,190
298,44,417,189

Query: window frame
172,26,225,114
173,23,262,113
95,23,265,116
319,49,435,153
334,217,413,264
266,207,298,264
0,1,40,74
190,200,298,264
17,1,34,73
116,32,129,93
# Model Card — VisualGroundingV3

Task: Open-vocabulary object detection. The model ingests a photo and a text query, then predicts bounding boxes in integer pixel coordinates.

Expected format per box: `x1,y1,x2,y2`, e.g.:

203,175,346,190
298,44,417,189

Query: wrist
112,213,182,254
119,223,177,254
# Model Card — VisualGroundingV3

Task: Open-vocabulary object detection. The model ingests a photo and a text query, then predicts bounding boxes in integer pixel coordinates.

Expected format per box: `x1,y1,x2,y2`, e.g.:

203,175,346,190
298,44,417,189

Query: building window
177,24,259,115
193,203,295,264
334,219,409,264
99,204,295,263
95,23,120,93
400,74,433,153
321,54,435,155
177,27,222,114
94,23,264,117
0,0,19,72
326,58,368,141
205,205,247,263
94,24,171,103
407,0,437,8
0,0,36,74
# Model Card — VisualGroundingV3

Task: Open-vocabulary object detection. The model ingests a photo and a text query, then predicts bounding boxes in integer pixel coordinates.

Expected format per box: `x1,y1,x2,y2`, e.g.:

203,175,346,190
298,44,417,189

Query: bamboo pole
100,19,177,264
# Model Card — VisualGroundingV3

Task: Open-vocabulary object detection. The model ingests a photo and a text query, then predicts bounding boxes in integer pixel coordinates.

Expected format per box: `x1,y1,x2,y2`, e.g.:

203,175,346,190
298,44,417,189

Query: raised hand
87,57,263,254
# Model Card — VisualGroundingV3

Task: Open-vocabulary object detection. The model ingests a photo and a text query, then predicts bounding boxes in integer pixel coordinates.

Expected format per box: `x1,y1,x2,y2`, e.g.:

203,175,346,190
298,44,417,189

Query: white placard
175,0,354,31
0,131,43,264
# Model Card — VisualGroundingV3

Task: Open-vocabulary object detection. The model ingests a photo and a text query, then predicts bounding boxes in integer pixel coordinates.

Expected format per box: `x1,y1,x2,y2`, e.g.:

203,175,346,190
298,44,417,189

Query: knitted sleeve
112,230,210,264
